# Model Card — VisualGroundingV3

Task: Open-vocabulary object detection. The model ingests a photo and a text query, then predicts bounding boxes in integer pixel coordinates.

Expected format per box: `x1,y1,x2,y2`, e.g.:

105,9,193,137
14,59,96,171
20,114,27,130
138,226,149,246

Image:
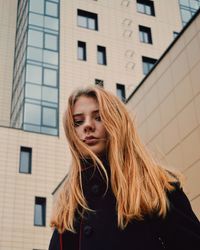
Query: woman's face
73,96,108,157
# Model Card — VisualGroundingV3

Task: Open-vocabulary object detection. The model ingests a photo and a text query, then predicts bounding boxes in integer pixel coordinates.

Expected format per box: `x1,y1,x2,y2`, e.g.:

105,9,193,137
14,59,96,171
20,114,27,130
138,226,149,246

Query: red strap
60,233,63,250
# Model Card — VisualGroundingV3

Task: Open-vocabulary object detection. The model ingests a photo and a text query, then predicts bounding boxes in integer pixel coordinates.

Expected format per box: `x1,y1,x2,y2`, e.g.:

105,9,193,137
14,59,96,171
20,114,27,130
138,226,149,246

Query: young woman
49,86,200,250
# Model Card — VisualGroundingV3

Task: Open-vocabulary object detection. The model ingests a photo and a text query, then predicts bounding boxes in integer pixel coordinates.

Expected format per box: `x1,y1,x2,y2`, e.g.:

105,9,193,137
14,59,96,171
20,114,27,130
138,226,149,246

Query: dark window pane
95,79,104,87
19,147,32,173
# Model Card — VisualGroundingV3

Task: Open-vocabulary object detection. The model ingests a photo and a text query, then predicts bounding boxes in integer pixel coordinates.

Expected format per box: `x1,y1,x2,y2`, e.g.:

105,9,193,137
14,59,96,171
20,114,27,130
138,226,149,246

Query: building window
139,25,152,44
77,41,86,61
173,31,179,38
34,197,46,226
97,46,107,65
136,0,155,16
19,147,32,174
95,79,104,87
179,0,200,26
116,84,126,102
142,56,157,75
77,9,98,30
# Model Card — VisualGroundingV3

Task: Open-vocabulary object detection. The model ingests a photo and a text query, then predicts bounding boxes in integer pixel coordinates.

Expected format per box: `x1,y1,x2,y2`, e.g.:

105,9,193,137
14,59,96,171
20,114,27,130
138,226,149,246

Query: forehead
73,96,99,114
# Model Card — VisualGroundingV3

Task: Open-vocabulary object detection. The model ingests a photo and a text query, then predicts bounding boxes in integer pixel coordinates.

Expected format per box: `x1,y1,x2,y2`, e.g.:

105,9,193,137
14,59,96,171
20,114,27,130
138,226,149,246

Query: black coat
49,164,200,250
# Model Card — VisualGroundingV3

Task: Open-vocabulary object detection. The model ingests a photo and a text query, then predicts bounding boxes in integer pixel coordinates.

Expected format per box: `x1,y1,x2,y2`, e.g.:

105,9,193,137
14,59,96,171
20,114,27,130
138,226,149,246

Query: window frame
97,45,107,65
116,83,126,103
139,25,152,44
95,79,104,87
19,146,32,174
34,197,46,227
142,56,157,75
136,0,155,16
77,9,98,31
77,41,87,61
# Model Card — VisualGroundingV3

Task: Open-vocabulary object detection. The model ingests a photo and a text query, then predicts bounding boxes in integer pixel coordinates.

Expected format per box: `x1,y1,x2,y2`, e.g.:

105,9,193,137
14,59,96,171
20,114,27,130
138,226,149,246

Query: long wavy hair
50,86,179,233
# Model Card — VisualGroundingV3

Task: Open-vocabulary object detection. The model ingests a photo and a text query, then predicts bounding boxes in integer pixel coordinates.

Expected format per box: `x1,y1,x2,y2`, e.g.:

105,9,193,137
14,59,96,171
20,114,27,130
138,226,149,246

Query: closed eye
74,120,84,127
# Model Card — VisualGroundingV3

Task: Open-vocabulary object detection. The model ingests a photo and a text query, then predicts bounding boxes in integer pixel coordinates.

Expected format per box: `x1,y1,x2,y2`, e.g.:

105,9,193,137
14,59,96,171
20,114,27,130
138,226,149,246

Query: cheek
74,127,82,139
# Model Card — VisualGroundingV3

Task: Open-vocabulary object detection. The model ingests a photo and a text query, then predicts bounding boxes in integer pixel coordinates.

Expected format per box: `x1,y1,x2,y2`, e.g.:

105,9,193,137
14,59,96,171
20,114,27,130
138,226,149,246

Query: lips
83,136,99,145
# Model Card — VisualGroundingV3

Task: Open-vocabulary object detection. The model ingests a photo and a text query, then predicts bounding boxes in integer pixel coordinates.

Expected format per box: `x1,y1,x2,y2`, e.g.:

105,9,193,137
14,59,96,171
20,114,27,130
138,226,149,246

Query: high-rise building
0,1,199,249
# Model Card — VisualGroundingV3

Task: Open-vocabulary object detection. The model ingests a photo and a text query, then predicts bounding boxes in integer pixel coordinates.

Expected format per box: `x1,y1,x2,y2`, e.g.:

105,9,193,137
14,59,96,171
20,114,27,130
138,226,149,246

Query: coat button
83,225,93,236
91,184,100,195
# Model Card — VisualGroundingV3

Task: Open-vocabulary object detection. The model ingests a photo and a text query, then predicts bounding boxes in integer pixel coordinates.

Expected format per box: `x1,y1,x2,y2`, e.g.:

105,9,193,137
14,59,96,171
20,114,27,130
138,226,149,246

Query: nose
83,118,95,133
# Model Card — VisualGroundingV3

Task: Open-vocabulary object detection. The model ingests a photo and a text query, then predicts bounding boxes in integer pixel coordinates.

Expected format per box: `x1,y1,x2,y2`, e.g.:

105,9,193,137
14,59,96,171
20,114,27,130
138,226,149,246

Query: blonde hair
50,86,179,233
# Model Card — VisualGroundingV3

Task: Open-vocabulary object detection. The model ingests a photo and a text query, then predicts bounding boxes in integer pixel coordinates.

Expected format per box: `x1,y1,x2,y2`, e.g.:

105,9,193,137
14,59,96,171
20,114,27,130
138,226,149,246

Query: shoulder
48,229,60,250
167,182,200,223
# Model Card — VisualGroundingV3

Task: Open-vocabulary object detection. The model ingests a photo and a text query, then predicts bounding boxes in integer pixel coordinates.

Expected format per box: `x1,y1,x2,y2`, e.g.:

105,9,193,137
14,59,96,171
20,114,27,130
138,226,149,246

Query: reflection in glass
88,18,95,30
29,13,43,27
45,33,58,51
26,83,42,100
27,47,42,61
26,64,42,84
43,50,58,65
43,107,56,127
182,9,192,22
77,16,87,28
24,103,41,125
42,86,58,102
28,29,43,48
30,0,44,14
44,68,57,86
44,16,58,30
46,1,58,17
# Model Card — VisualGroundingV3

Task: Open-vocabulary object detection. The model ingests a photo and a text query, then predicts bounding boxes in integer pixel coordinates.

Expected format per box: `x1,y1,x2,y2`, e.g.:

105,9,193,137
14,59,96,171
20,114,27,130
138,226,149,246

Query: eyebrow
73,109,99,117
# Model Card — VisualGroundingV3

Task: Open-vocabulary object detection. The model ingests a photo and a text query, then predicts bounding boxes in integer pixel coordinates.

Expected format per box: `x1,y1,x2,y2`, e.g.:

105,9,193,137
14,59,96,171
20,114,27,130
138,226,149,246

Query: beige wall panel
159,91,177,128
174,75,194,112
127,13,200,219
190,60,200,96
0,0,17,126
184,160,200,199
194,93,200,124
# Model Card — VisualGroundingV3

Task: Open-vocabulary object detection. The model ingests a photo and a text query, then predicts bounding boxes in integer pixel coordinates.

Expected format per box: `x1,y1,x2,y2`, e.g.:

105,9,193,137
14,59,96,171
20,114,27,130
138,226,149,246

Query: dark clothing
49,165,200,250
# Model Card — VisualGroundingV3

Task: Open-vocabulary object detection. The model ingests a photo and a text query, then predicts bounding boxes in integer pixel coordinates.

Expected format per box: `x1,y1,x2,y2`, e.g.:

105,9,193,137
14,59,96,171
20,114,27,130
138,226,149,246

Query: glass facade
179,0,200,26
11,0,60,136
